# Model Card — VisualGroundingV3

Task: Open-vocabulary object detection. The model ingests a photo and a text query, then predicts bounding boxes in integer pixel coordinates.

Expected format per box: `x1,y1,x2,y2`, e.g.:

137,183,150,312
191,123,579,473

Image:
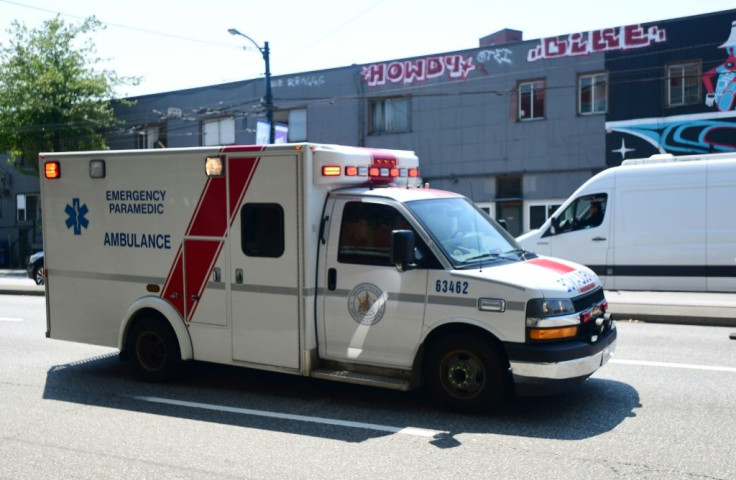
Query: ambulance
40,143,616,412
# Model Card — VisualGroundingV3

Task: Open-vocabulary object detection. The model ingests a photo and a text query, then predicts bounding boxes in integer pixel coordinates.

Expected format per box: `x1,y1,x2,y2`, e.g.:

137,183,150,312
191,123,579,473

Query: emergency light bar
312,145,420,187
320,165,419,179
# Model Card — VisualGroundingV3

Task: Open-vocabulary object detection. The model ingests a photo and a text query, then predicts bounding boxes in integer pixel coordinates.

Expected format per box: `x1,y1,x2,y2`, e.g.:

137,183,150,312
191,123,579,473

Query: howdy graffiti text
527,24,666,62
362,54,476,87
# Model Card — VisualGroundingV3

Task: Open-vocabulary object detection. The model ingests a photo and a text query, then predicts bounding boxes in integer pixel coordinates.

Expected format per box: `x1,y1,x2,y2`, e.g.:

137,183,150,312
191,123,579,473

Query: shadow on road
43,353,641,448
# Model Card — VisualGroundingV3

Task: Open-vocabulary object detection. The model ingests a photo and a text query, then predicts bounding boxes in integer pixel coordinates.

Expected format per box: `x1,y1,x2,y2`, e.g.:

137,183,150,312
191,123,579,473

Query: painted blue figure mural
703,20,736,112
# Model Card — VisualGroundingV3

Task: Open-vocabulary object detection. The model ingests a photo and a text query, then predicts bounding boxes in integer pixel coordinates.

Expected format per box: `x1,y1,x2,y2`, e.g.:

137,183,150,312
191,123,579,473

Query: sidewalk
605,290,736,327
0,269,45,296
0,269,734,327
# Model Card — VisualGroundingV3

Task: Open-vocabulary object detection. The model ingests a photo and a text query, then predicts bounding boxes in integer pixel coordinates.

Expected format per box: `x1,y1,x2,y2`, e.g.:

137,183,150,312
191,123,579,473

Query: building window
370,97,410,134
135,125,167,149
518,80,545,120
288,109,307,142
667,61,700,107
202,117,235,146
527,202,562,231
579,73,607,115
241,203,284,257
17,194,40,223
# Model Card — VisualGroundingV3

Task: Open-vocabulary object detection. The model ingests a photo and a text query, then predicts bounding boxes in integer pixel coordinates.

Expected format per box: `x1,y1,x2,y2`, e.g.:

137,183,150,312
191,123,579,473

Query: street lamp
228,28,274,144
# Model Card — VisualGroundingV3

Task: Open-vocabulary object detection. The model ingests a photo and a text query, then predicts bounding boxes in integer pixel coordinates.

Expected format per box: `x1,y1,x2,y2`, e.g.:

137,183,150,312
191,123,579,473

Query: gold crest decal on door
347,283,387,326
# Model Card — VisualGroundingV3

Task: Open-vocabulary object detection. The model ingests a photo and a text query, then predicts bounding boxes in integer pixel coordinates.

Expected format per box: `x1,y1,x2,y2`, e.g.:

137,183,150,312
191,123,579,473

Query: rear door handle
592,237,607,242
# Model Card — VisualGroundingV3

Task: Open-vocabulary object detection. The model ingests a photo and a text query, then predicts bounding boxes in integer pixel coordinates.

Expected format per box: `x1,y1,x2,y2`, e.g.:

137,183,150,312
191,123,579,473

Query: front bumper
505,321,617,396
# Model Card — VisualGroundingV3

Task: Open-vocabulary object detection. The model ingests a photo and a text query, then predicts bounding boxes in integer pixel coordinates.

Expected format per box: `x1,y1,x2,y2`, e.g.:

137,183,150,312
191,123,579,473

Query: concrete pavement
1,269,734,327
0,269,45,296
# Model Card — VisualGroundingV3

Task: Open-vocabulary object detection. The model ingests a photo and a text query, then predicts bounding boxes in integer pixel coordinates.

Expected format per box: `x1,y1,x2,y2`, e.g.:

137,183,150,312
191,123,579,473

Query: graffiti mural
527,24,666,62
703,20,736,112
606,113,736,164
604,16,736,165
361,54,476,87
476,48,512,65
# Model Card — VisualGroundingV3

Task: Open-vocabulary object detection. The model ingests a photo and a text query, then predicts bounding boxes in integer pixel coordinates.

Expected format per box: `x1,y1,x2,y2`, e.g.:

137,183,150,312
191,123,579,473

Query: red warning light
322,166,341,176
44,162,60,179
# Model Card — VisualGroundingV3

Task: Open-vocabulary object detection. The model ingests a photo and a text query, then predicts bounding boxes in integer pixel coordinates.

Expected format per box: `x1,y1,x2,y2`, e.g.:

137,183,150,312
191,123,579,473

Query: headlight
526,297,579,341
526,298,575,319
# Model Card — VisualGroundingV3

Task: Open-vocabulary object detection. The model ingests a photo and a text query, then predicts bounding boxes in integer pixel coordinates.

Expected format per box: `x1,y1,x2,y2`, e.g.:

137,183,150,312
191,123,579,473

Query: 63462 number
435,280,469,295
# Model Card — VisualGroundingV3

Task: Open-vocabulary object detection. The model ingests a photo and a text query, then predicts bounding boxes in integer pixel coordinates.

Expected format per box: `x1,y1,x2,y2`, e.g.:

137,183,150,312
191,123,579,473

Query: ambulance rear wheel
426,334,509,412
128,318,181,382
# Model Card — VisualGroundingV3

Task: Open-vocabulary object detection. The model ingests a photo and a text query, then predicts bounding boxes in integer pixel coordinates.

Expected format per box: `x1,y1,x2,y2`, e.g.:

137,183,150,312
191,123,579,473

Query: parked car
27,251,44,285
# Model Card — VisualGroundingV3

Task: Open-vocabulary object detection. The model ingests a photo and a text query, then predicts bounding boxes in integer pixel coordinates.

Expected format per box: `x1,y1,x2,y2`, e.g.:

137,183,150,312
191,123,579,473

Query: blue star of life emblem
65,198,89,235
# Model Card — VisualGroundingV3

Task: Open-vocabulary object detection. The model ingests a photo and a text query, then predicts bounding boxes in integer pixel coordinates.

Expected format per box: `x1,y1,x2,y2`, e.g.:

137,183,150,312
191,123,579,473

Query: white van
517,152,736,293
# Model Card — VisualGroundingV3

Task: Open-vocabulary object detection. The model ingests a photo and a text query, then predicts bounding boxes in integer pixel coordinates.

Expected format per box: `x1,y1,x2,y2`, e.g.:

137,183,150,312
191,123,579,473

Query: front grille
573,288,609,342
572,287,605,312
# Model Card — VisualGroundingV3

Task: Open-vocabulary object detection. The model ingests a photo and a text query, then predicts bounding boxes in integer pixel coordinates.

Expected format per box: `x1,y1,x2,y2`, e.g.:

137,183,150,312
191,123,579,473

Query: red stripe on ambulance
162,146,264,322
526,258,576,274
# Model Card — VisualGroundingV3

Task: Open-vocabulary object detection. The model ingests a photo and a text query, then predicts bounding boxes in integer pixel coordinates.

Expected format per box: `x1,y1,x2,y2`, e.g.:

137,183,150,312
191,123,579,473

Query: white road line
611,359,736,373
133,396,446,438
0,317,22,322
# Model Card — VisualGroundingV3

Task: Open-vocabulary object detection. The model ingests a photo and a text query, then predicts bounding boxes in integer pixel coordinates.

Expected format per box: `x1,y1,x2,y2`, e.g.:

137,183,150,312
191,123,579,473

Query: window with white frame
202,117,236,146
135,125,167,149
518,80,545,120
370,97,410,134
17,194,40,223
288,109,307,142
527,201,562,231
667,61,700,107
579,73,607,115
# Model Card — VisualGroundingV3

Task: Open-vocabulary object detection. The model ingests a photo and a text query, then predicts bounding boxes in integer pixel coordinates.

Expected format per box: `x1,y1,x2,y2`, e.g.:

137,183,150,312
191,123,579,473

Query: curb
0,288,45,297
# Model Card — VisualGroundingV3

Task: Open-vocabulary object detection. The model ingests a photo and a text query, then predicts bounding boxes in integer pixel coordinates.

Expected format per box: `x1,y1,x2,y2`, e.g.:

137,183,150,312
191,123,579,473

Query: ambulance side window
241,203,284,257
338,202,421,267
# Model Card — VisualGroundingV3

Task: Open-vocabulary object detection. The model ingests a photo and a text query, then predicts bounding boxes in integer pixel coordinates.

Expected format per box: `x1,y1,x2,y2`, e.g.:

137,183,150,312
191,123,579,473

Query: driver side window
337,201,439,268
550,193,607,235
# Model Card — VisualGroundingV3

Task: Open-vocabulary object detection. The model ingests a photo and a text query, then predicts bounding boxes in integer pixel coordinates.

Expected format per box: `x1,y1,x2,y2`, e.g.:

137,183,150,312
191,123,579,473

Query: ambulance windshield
406,197,523,268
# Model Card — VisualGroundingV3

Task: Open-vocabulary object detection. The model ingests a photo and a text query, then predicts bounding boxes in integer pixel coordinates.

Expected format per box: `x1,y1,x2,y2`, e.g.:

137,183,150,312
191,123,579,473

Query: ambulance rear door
228,151,301,369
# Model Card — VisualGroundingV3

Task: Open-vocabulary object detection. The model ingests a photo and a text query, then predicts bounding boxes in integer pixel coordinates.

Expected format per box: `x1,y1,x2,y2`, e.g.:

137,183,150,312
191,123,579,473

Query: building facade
97,8,733,239
0,155,43,267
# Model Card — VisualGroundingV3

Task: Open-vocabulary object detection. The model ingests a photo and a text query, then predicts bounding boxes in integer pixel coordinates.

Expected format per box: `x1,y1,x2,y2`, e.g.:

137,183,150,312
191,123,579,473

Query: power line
0,0,234,48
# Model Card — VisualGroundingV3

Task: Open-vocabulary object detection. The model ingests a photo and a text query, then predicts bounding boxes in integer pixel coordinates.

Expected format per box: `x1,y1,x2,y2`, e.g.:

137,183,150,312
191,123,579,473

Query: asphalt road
1,295,735,479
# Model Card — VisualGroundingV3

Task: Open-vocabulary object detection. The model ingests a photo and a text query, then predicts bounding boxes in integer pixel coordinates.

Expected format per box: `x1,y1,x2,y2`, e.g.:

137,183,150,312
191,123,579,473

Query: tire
128,317,182,382
33,265,44,285
426,334,510,413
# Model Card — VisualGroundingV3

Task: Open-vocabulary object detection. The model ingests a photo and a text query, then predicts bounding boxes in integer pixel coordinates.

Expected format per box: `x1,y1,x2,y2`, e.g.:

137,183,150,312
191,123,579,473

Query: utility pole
228,28,274,144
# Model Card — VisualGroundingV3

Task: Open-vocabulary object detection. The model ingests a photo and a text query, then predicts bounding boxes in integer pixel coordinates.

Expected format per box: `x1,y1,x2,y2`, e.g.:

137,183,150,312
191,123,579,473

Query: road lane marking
0,317,22,322
611,359,736,373
133,396,446,438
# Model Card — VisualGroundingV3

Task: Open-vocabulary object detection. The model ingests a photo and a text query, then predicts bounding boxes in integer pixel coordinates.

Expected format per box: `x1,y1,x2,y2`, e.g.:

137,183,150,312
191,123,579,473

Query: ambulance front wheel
128,317,182,382
426,334,510,412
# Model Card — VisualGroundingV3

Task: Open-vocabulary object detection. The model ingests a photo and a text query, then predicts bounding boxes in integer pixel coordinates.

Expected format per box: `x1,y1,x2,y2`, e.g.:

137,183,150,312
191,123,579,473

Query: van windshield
406,197,523,268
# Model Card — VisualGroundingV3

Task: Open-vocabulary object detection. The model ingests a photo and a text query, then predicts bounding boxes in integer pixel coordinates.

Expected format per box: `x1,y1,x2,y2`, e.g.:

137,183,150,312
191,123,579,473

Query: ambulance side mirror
390,230,416,272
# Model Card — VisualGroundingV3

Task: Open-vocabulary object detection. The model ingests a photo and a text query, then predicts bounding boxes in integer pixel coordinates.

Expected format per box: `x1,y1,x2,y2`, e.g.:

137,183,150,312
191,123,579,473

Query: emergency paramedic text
106,189,166,215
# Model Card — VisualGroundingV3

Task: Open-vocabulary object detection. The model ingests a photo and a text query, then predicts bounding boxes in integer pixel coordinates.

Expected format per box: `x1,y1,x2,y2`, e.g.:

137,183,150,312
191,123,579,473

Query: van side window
552,194,607,234
241,203,284,257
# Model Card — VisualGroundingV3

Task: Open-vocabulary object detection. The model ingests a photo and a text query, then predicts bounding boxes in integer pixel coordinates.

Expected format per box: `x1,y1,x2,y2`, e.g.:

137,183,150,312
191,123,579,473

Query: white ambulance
40,143,615,412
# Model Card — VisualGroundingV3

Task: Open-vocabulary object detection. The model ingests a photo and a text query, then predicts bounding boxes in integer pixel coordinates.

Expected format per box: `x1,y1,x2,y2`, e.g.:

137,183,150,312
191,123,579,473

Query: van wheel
128,318,181,382
426,334,509,412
